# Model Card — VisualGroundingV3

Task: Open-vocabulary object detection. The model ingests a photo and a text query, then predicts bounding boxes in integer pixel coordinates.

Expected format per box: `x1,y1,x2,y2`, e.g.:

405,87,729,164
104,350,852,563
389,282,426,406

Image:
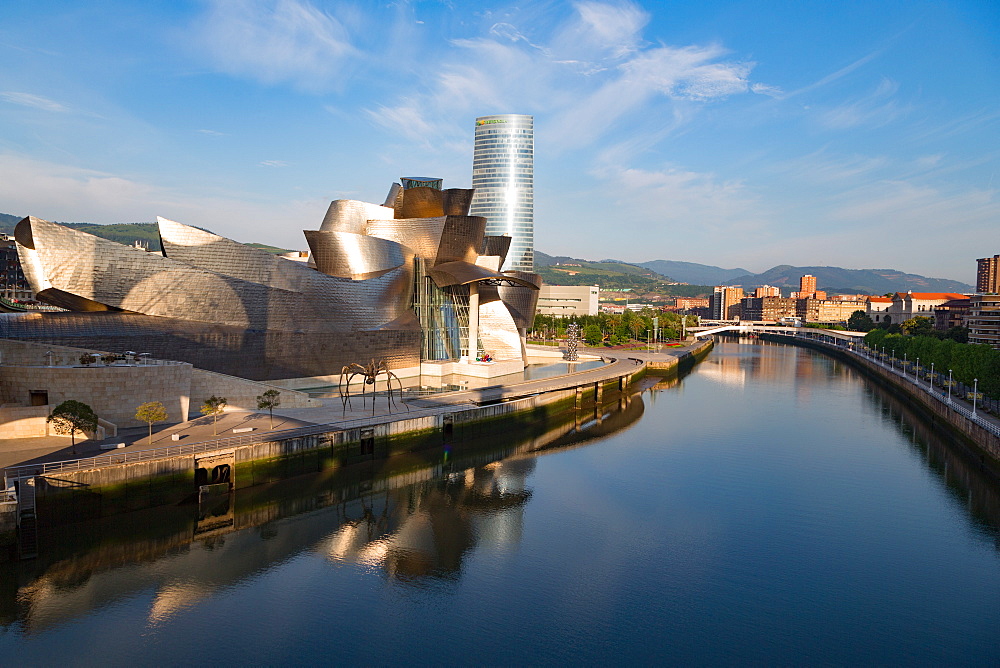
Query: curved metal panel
365,216,446,261
481,235,512,262
438,215,487,265
304,230,408,280
442,189,474,216
478,299,523,361
395,187,445,219
15,217,413,333
428,261,540,289
497,271,543,330
320,200,395,234
159,217,317,293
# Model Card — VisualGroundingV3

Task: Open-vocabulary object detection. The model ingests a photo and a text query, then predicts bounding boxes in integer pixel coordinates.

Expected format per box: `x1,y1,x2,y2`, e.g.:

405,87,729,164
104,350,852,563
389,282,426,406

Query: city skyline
0,0,996,283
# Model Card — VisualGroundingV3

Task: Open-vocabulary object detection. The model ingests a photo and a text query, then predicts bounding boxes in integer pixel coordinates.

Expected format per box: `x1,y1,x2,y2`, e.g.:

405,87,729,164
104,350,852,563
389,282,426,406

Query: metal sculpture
339,358,409,416
565,323,581,361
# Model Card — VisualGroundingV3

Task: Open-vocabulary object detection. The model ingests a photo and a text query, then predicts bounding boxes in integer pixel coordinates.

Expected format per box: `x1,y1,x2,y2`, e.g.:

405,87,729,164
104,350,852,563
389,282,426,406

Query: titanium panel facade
10,172,543,381
471,114,534,273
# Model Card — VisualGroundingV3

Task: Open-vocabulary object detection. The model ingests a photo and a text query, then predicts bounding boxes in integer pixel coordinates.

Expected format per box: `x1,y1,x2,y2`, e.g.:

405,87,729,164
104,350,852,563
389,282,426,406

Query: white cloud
191,0,356,91
370,2,756,153
258,160,288,167
0,91,69,113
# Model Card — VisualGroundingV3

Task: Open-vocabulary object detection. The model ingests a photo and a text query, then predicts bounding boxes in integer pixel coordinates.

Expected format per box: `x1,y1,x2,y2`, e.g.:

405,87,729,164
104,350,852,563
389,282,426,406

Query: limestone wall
0,338,108,367
0,405,52,438
189,369,319,417
0,364,192,429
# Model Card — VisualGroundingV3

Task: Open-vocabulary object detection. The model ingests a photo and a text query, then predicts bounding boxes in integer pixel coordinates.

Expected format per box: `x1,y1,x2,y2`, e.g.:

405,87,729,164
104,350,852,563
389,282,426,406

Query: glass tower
470,114,533,272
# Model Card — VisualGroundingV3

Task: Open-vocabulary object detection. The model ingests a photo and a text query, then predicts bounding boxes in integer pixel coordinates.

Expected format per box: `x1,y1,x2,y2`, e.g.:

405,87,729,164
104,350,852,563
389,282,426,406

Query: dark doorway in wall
29,391,48,406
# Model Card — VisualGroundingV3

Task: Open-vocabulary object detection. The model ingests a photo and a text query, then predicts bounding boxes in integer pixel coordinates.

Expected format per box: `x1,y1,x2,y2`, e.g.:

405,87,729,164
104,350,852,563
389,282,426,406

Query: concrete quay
0,342,714,543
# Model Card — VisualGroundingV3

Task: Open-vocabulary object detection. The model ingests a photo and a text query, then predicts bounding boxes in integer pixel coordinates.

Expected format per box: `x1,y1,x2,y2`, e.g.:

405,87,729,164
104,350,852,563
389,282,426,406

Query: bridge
689,323,867,343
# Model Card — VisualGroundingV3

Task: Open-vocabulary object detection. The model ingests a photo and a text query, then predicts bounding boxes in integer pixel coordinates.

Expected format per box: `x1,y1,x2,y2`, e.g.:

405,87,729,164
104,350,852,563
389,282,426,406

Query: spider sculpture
339,358,409,416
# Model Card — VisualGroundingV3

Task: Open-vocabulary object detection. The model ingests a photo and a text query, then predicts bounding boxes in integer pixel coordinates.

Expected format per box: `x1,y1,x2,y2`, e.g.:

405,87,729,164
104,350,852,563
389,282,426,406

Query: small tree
136,401,168,445
47,400,98,454
200,395,227,435
256,388,281,429
583,323,603,347
847,309,874,332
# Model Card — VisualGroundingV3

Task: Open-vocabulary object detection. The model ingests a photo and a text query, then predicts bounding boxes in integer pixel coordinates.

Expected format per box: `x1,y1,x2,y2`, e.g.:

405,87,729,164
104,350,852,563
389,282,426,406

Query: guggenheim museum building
2,177,542,382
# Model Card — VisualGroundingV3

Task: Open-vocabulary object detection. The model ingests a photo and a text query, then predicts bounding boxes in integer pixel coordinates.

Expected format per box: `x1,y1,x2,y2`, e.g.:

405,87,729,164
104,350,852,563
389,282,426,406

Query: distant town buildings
866,296,893,324
536,285,599,316
968,294,1000,347
799,274,816,296
933,298,971,331
798,298,866,323
675,297,710,310
977,254,1000,294
883,292,968,323
741,297,797,322
754,285,781,298
789,274,826,300
711,286,744,320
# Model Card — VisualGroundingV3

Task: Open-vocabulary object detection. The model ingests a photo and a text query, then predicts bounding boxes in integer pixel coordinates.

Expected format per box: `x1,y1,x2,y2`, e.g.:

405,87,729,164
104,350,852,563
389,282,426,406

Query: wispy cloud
198,129,226,136
191,0,356,91
0,91,69,113
818,78,908,130
258,160,288,167
781,47,887,100
369,1,760,153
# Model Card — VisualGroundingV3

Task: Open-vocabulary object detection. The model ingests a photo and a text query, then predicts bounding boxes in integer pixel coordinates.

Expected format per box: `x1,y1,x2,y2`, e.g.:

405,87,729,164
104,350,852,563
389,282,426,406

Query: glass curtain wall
413,257,472,360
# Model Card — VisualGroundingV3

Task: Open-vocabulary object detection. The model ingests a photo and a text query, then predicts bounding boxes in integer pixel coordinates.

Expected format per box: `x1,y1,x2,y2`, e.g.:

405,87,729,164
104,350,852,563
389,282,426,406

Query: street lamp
948,369,953,404
45,350,53,367
973,378,979,416
930,362,934,391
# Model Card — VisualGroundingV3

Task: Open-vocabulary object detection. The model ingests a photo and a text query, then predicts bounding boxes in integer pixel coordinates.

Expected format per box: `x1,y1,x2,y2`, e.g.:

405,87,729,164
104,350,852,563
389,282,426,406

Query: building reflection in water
322,458,534,580
0,391,645,634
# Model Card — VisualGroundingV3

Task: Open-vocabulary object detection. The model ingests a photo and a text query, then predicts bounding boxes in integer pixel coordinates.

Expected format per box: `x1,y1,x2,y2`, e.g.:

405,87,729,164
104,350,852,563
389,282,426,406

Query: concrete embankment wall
760,334,1000,463
29,363,647,523
646,337,714,372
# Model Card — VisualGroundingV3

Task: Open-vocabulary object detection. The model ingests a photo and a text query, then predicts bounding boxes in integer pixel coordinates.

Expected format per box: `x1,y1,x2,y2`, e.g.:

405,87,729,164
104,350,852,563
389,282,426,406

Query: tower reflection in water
1,390,645,634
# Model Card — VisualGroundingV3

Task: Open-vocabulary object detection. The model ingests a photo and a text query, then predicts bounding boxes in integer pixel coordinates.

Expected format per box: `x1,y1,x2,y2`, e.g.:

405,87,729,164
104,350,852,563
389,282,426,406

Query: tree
847,310,874,332
901,316,934,337
47,400,98,454
135,401,168,445
256,389,281,429
200,395,228,435
583,323,603,347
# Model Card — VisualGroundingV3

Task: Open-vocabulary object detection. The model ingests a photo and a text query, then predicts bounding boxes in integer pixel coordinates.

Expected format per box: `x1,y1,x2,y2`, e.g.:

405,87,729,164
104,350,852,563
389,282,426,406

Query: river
3,339,1000,665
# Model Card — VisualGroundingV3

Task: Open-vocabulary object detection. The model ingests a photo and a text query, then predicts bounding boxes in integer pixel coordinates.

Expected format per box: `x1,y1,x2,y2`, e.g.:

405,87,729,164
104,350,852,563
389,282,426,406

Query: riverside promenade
1,339,711,480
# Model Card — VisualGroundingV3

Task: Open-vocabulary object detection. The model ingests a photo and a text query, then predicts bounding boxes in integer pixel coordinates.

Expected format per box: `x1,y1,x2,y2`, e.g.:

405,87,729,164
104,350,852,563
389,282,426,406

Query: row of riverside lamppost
862,342,983,416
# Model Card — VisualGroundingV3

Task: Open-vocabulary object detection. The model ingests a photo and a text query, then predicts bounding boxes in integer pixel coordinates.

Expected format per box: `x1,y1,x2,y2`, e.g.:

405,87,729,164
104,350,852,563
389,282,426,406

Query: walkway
2,349,661,479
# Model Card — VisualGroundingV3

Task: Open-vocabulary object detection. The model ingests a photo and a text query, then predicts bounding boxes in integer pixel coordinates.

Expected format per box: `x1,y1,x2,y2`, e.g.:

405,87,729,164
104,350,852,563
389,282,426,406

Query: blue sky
1,0,997,283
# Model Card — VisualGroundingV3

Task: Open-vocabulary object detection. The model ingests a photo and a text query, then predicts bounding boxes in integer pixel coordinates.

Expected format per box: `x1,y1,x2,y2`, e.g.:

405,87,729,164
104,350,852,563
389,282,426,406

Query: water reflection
713,337,1000,542
0,392,645,634
5,340,1000,660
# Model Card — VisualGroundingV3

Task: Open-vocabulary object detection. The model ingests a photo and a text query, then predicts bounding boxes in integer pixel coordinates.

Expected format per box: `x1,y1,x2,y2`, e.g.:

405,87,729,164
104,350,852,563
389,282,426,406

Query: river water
3,340,1000,665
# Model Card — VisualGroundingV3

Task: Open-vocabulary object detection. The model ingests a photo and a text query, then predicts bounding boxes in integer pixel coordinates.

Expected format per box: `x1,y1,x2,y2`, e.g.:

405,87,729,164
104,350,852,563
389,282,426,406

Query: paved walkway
0,341,711,473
